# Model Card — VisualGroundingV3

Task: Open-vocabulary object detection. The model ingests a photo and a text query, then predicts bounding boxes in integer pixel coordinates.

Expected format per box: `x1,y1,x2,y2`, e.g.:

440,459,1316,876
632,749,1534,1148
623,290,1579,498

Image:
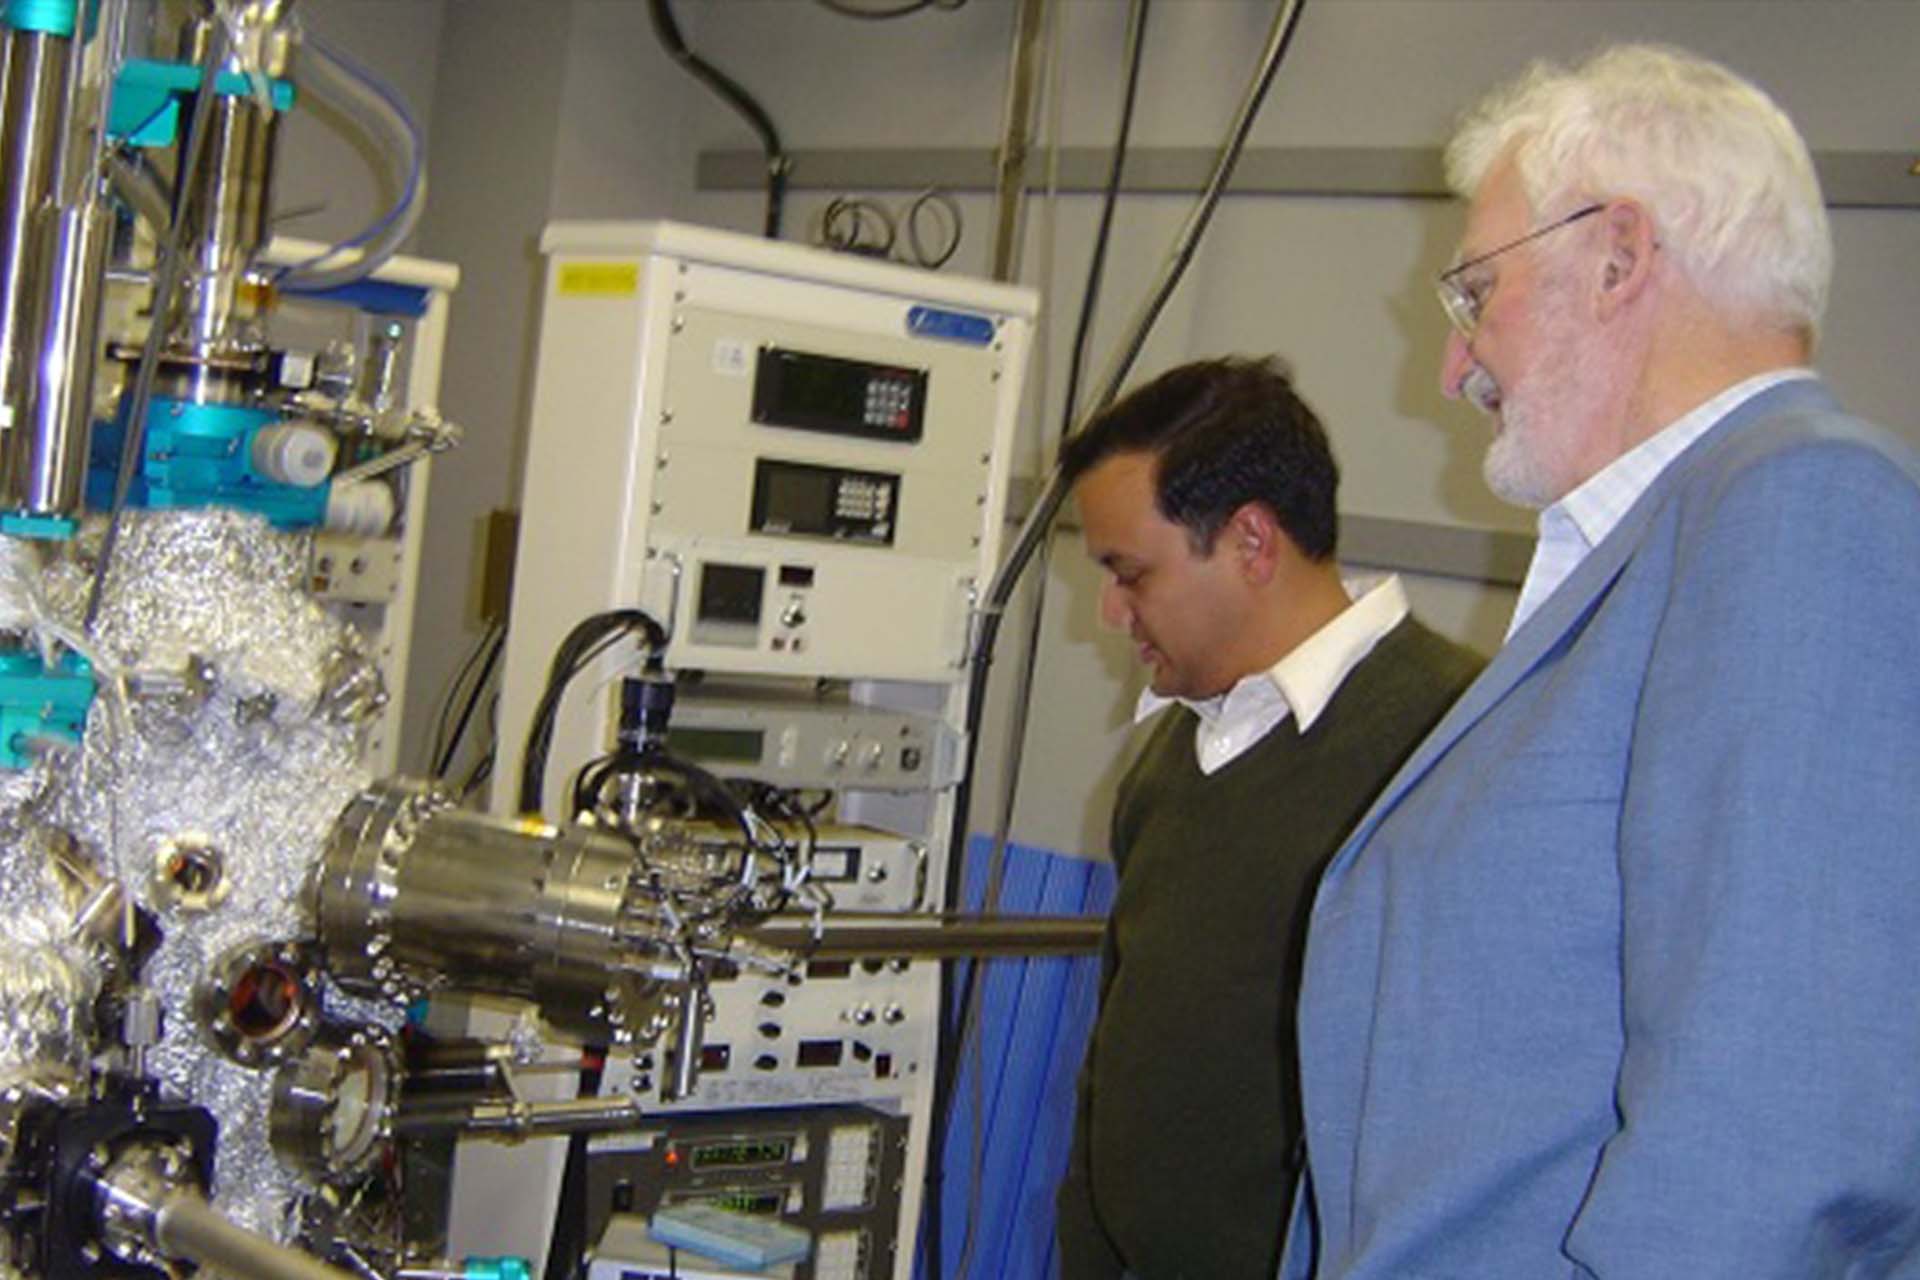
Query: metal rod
0,28,71,453
393,1095,644,1140
747,913,1105,960
21,198,111,513
155,1193,360,1280
987,0,1050,281
669,982,701,1102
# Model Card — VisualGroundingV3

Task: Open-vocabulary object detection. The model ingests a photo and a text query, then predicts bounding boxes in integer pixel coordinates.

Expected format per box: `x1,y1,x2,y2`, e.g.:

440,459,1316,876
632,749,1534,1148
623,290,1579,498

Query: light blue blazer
1284,380,1920,1279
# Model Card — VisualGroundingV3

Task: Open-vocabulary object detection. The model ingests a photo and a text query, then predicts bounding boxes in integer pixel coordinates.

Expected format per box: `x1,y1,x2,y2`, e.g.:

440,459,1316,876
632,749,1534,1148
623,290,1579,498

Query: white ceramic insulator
250,423,338,488
324,480,397,537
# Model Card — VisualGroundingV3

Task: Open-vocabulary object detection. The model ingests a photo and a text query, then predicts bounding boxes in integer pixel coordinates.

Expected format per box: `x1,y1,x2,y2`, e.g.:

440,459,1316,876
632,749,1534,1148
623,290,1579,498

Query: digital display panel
684,1137,795,1170
682,1189,786,1217
810,846,858,881
750,459,898,546
759,465,837,533
666,727,765,764
797,1039,845,1068
752,346,927,443
696,562,765,625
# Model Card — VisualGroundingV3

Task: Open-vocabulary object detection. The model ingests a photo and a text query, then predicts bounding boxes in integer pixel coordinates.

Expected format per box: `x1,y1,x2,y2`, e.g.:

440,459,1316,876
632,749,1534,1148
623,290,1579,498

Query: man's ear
1225,502,1284,585
1595,198,1657,322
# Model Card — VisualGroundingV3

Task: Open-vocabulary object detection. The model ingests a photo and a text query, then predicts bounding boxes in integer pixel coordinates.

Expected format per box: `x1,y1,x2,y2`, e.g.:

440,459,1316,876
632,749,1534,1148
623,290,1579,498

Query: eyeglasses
1436,203,1605,337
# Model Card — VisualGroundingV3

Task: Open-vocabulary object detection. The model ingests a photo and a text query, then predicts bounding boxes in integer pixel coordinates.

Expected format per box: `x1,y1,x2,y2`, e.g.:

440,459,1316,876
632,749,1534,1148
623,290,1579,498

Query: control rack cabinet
472,222,1036,1280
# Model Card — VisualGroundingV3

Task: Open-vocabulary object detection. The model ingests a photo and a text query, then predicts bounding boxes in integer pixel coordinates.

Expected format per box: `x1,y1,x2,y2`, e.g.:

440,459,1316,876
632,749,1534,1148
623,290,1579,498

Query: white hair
1444,44,1831,342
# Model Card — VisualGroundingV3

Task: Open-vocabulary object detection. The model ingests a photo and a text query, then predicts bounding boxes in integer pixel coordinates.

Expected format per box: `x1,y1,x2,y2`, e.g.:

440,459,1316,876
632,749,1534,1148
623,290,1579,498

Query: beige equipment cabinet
466,221,1035,1280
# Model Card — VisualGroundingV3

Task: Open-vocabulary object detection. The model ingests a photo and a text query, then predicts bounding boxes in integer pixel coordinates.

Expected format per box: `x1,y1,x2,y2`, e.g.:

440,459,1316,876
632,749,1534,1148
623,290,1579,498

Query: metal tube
173,92,279,365
401,1039,512,1096
106,150,173,233
163,7,284,373
312,782,664,1039
0,27,12,146
154,1193,359,1280
42,0,86,205
987,0,1051,281
746,913,1105,960
19,197,110,513
0,27,70,457
668,984,701,1102
393,1095,644,1140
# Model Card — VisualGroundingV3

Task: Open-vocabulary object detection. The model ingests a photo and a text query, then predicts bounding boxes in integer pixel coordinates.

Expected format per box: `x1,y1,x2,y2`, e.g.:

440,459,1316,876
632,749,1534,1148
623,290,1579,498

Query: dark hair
1058,356,1339,560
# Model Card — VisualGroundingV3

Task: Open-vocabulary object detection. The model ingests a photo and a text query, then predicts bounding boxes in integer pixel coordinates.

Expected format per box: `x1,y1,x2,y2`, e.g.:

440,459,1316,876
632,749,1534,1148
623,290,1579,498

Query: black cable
1091,0,1309,409
905,189,964,269
428,627,489,768
431,620,506,779
821,196,897,258
516,609,667,816
571,747,753,847
941,11,1156,1271
813,0,968,17
647,0,790,238
86,21,230,631
459,689,503,800
521,623,651,810
1061,0,1150,433
458,741,494,802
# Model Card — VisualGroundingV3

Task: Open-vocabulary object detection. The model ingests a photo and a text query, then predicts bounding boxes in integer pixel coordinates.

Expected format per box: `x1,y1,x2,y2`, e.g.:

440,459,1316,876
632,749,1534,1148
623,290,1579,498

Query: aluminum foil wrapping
0,535,49,636
0,768,101,1089
0,934,95,1088
23,510,390,1239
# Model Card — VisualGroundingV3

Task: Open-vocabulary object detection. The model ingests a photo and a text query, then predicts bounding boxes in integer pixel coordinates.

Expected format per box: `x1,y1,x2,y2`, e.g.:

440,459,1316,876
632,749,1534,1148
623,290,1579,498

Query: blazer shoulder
1687,401,1920,491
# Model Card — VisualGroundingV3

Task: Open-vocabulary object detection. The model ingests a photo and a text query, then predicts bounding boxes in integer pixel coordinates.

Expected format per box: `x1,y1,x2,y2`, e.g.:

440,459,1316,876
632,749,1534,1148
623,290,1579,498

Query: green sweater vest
1057,616,1482,1280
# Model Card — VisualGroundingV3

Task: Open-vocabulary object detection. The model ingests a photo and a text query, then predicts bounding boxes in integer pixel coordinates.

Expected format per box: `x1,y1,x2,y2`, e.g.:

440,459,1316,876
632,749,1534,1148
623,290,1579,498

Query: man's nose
1099,580,1130,631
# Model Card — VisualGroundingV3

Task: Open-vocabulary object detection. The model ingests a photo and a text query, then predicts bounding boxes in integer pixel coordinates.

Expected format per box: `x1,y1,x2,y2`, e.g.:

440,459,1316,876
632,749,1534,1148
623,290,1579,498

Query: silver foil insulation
0,509,386,1241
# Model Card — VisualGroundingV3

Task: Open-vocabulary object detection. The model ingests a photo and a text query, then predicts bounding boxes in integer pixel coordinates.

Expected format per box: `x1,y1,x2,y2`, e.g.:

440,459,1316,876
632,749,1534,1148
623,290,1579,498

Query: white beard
1471,287,1608,510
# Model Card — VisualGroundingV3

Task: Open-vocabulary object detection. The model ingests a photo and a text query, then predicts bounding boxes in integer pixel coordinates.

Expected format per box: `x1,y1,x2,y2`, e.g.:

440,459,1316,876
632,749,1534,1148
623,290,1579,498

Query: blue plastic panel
920,838,1114,1280
908,305,996,347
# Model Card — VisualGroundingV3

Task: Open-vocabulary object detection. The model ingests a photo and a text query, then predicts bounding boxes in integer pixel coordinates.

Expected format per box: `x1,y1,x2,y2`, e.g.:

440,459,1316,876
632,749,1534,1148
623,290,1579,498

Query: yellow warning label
558,261,640,296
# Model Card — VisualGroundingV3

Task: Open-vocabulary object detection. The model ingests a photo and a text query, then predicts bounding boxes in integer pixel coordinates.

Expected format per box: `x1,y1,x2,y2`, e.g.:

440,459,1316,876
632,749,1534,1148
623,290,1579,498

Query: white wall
272,1,446,249
296,0,1920,856
676,0,1920,858
382,0,704,779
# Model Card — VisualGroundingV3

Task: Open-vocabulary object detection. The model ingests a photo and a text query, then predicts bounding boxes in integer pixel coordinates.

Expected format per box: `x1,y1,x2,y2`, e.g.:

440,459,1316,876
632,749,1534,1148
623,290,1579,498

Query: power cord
812,0,969,18
515,609,669,817
648,0,790,238
819,190,963,269
820,196,897,258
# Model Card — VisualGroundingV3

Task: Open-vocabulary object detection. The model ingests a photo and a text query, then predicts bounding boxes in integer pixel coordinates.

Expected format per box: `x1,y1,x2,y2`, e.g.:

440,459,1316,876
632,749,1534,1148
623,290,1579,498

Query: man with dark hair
1053,356,1481,1279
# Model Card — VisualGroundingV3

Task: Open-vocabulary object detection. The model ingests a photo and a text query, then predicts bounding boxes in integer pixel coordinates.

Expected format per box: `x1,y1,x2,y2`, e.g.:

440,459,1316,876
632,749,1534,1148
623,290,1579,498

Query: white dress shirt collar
1134,575,1412,775
1506,368,1817,637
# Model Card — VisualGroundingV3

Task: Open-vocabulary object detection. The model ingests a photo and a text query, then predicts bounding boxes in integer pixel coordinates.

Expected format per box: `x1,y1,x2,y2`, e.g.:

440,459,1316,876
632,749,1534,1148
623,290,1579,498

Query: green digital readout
666,726,765,764
686,1136,795,1170
693,1190,785,1216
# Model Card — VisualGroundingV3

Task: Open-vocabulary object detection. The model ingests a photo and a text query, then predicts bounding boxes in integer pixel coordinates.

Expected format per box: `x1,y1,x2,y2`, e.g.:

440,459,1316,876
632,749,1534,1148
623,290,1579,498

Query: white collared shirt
1506,368,1818,638
1134,575,1411,775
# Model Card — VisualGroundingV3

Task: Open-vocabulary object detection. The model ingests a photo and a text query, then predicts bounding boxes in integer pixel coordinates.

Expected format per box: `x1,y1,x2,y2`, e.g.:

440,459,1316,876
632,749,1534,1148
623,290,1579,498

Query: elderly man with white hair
1284,44,1920,1279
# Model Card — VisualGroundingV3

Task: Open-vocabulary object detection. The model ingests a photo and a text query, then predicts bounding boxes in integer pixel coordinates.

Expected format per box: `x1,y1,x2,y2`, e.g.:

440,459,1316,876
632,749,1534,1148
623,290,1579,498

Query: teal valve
0,513,78,541
110,60,296,148
0,649,96,769
461,1258,533,1280
1,0,87,38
